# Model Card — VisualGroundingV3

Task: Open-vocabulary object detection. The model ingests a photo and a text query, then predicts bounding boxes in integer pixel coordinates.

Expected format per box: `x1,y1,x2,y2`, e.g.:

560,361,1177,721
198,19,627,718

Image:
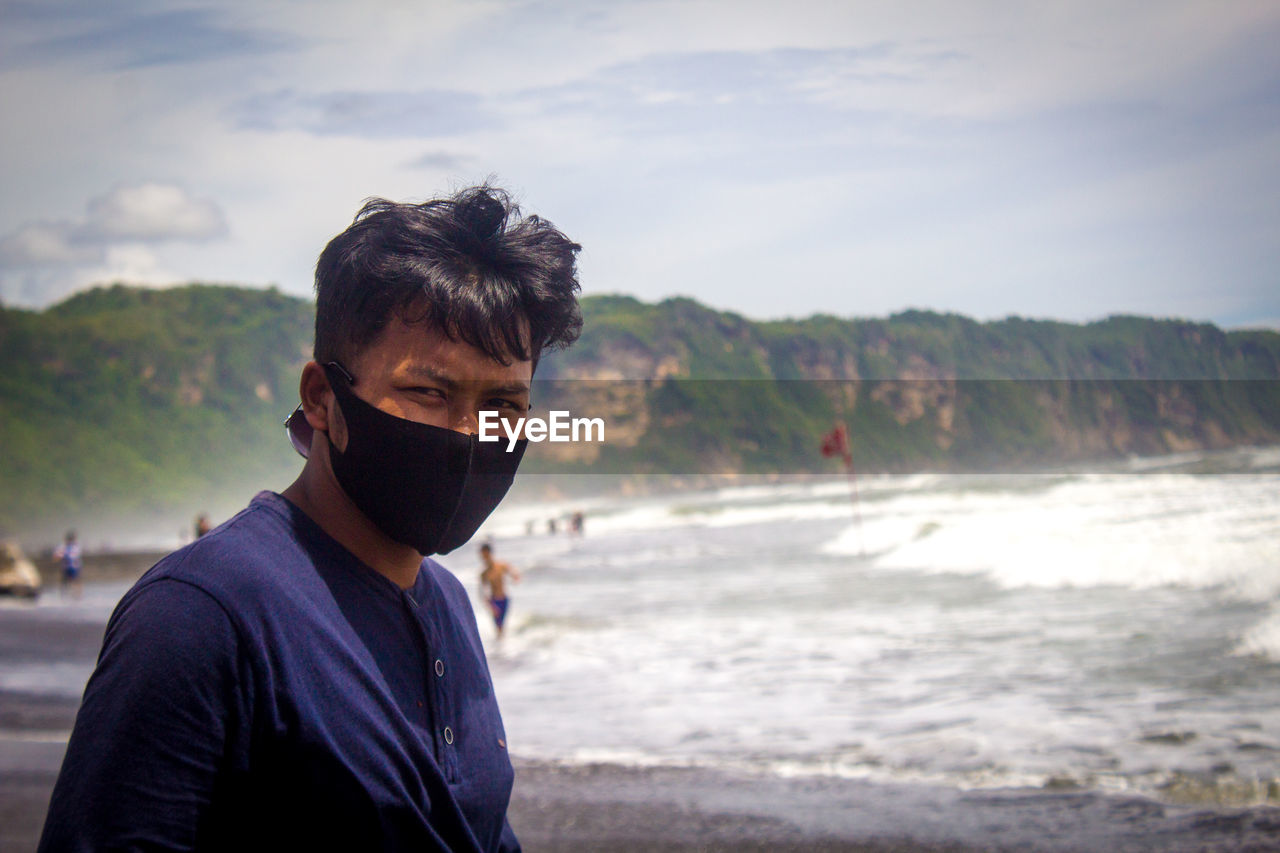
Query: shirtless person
479,543,520,638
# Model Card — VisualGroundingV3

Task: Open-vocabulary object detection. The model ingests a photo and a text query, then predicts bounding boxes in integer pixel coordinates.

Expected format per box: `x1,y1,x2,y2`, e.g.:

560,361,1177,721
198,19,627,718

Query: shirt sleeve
38,577,248,852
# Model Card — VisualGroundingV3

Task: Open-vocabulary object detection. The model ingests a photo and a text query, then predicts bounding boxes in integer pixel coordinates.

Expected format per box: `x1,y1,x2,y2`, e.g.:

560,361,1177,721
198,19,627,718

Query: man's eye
410,387,448,402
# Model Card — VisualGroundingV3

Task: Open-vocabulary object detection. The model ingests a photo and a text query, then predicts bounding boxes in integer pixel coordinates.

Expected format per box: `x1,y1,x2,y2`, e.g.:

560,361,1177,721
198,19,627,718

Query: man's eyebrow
485,381,531,397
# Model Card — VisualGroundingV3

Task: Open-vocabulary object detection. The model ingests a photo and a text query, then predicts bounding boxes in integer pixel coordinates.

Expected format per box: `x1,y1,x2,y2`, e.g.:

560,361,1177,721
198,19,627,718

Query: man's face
328,316,532,450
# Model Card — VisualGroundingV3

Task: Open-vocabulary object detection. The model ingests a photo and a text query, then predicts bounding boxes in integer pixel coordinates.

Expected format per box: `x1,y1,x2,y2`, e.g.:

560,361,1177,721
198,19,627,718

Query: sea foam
824,471,1280,600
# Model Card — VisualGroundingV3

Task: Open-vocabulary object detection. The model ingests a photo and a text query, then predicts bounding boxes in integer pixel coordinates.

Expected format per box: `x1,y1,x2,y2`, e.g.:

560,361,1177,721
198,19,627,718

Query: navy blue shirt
39,492,520,852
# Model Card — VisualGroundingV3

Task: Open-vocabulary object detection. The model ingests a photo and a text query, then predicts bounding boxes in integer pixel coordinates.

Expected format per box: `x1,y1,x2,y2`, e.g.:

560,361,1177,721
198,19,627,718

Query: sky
1,0,1277,327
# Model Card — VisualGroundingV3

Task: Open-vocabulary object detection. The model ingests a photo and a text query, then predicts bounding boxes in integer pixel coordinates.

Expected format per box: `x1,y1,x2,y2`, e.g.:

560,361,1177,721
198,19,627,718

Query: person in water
39,185,582,852
479,542,521,638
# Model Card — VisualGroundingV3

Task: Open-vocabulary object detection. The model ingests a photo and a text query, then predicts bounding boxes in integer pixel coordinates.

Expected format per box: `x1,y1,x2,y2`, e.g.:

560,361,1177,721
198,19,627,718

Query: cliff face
527,297,1280,475
2,284,1278,539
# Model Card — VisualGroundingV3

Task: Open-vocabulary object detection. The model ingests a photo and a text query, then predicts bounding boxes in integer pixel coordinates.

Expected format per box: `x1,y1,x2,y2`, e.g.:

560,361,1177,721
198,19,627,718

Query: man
39,186,582,852
478,543,521,638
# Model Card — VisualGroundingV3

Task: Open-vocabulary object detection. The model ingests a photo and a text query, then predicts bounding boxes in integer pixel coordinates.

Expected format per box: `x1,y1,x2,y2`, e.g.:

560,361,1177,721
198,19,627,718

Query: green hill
2,283,1278,546
0,284,313,545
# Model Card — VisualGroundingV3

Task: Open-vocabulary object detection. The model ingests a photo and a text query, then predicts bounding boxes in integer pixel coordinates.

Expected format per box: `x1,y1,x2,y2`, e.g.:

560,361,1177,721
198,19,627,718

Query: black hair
313,185,582,369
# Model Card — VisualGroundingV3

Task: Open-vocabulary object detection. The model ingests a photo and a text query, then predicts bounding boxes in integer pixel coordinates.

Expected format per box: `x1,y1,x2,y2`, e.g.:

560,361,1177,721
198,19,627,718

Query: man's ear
298,361,332,434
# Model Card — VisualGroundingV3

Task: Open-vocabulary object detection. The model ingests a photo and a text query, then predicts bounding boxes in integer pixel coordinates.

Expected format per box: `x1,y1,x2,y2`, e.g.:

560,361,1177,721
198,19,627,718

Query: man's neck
282,459,423,589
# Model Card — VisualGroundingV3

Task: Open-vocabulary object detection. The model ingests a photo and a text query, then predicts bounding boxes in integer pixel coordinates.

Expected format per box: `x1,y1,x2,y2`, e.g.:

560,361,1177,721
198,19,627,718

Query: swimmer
479,543,521,638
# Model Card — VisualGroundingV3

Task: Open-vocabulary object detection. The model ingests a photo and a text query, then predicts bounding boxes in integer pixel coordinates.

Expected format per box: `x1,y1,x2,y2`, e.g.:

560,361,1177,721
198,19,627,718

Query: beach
5,686,1279,852
5,719,1280,852
1,602,977,852
6,458,1280,853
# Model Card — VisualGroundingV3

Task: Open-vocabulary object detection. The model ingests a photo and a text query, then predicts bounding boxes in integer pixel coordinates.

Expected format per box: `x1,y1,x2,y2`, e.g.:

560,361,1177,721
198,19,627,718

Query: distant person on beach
53,530,82,598
479,542,521,638
570,510,584,536
40,185,583,852
194,513,212,538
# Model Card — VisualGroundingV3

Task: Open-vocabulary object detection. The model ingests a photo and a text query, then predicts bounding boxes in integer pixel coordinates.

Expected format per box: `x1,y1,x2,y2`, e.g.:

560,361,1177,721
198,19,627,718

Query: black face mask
319,362,527,556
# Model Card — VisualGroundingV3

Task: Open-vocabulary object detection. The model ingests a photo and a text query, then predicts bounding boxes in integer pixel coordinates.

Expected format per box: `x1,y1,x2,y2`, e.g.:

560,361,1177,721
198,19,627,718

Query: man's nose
448,404,480,436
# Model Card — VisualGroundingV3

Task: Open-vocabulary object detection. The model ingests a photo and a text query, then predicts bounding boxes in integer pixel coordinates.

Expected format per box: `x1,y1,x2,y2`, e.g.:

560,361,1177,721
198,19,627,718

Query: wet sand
6,724,1280,852
5,699,1280,851
29,549,170,589
504,759,1280,852
0,730,983,852
0,682,989,853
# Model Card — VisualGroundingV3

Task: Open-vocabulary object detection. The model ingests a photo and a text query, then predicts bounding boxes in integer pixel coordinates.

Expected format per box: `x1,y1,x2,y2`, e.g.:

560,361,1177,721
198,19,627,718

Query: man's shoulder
136,492,309,600
480,559,511,575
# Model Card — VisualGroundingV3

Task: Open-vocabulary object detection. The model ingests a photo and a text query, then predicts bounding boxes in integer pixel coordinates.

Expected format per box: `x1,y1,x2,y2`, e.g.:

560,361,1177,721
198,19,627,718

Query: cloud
0,183,228,304
79,183,228,243
0,244,173,307
406,151,475,171
0,223,99,268
232,89,499,138
1,183,227,270
236,45,936,144
0,1,295,70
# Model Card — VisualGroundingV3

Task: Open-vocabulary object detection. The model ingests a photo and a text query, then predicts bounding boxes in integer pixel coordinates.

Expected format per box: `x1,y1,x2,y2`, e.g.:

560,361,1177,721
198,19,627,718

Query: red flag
820,424,849,461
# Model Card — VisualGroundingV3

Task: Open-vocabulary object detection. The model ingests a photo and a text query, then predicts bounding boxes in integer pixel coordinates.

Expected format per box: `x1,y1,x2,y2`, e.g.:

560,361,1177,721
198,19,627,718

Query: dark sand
6,722,1279,852
4,572,1279,852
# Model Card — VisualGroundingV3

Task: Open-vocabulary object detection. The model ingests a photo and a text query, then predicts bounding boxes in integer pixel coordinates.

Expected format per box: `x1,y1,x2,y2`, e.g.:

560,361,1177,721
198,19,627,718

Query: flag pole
822,422,865,559
840,424,866,559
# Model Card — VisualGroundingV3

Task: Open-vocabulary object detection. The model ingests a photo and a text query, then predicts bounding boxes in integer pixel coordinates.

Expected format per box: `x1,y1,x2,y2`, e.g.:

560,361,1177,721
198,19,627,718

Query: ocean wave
1234,608,1280,662
824,472,1280,599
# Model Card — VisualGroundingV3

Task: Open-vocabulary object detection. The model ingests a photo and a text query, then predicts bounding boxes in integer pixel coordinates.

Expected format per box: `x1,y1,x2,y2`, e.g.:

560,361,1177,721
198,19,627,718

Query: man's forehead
355,317,532,384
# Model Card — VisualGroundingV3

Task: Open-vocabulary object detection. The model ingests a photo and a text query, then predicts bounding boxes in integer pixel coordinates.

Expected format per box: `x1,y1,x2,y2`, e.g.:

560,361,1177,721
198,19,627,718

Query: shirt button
443,727,454,745
434,659,445,677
